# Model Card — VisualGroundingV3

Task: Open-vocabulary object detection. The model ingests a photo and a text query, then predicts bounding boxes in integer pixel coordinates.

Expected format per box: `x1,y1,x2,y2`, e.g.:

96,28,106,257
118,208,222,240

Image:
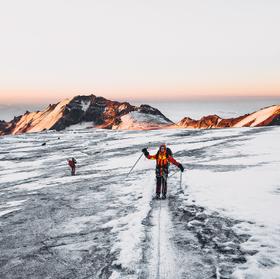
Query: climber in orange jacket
142,144,184,199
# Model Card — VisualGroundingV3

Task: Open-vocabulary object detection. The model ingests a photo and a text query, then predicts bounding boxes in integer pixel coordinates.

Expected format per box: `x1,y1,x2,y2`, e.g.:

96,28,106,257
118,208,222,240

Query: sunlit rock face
0,95,173,135
176,105,280,129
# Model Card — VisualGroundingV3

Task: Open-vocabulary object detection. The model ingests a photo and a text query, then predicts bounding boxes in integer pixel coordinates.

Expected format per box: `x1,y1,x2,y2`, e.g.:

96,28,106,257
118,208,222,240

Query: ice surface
66,122,94,130
0,126,280,278
0,199,27,217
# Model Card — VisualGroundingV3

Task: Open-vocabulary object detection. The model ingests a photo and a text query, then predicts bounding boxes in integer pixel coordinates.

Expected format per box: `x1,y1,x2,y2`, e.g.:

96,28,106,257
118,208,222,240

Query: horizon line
1,94,280,106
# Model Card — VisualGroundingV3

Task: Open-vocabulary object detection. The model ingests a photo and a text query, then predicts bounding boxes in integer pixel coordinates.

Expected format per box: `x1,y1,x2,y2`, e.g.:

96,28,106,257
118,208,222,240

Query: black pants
71,166,76,176
156,176,167,196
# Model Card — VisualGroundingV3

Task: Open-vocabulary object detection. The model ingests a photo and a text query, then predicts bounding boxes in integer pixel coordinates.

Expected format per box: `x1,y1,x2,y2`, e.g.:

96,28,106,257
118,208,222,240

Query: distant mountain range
175,104,280,129
0,94,279,136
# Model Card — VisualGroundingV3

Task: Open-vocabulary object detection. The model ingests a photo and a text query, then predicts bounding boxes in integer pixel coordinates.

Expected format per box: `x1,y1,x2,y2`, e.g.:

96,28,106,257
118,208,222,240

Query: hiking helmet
159,144,167,153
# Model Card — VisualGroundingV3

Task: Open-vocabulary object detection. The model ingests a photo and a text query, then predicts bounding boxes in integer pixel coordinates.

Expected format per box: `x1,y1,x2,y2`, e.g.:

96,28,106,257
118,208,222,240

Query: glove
178,163,184,172
142,148,149,157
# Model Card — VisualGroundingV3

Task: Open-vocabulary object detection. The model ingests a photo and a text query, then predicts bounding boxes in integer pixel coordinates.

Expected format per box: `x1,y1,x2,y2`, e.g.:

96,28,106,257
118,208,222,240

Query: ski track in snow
0,127,280,278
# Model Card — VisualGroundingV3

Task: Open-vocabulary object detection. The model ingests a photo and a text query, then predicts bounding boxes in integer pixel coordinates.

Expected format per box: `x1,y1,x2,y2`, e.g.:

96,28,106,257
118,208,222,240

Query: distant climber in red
68,158,77,176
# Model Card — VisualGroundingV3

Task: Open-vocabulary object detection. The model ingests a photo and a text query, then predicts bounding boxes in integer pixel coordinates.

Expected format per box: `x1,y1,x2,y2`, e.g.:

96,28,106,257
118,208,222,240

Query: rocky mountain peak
0,95,173,135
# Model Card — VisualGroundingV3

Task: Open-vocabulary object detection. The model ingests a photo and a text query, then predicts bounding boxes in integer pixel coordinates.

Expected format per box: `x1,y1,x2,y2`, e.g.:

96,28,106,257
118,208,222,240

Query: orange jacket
147,152,179,168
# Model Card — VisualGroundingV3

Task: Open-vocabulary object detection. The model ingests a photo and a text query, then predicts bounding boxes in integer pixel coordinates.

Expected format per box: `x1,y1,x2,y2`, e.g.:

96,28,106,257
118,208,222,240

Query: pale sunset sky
0,0,280,104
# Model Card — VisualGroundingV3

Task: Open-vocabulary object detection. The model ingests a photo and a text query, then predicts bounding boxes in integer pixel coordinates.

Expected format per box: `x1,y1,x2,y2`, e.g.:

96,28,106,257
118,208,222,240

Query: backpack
166,147,172,157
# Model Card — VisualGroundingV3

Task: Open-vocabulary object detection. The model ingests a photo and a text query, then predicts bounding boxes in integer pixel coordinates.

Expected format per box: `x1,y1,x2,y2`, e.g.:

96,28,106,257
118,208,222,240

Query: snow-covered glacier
0,126,280,279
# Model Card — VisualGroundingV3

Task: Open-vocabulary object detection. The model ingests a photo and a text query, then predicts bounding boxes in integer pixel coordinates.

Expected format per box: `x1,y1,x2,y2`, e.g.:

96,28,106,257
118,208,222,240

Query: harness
157,152,168,167
156,151,169,177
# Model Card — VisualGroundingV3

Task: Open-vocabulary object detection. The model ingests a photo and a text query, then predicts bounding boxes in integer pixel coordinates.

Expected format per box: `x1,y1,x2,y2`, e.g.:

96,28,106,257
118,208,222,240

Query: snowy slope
233,105,280,127
113,111,171,130
1,126,280,279
12,98,71,134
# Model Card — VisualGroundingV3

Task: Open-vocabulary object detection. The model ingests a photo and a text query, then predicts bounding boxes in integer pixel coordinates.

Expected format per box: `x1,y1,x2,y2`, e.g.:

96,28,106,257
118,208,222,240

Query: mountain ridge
0,95,280,136
175,105,280,129
0,95,173,135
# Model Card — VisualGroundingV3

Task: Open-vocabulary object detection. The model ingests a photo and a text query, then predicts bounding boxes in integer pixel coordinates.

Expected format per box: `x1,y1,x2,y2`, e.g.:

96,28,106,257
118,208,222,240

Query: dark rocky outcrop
50,95,172,130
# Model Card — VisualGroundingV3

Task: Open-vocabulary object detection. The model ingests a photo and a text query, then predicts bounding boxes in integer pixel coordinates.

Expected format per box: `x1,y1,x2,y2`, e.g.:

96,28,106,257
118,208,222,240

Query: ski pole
180,172,182,189
126,153,144,178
